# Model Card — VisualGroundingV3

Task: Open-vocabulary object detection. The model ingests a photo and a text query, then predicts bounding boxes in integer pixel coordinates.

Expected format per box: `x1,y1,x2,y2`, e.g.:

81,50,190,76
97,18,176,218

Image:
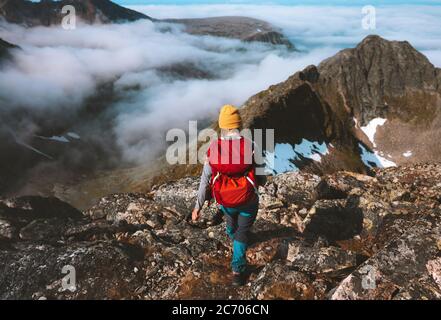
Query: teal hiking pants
220,201,258,273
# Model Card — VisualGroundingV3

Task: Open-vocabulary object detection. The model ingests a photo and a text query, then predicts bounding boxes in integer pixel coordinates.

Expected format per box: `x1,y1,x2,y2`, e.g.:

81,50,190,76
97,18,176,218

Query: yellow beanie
218,104,241,129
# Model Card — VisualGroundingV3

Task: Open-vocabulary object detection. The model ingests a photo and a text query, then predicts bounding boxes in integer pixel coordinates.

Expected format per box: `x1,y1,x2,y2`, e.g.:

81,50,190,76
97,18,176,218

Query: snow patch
353,117,359,128
37,133,81,143
403,151,413,158
49,136,69,143
296,139,329,162
358,118,396,169
264,143,299,174
36,135,69,143
67,132,81,140
360,118,387,148
359,143,396,168
265,139,329,174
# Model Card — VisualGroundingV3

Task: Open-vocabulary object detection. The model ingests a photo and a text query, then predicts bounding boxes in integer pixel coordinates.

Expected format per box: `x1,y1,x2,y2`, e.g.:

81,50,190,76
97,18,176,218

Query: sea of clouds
0,4,440,166
134,4,441,64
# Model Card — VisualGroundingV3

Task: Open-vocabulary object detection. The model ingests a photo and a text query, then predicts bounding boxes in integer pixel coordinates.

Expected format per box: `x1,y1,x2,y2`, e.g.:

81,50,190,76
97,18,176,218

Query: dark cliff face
0,0,151,26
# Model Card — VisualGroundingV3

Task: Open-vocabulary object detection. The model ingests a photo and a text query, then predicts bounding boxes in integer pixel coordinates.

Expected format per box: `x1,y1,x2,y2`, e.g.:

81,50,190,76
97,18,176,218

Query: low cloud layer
1,4,440,168
0,16,335,165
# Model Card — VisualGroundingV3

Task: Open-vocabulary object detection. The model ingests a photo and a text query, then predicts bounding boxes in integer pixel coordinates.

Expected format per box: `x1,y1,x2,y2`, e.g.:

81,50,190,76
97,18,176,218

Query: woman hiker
191,104,264,286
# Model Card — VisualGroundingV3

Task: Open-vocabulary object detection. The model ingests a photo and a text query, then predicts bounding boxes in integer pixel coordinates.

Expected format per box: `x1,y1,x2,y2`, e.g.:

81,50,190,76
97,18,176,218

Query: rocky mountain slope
0,0,152,26
316,35,441,164
1,163,440,299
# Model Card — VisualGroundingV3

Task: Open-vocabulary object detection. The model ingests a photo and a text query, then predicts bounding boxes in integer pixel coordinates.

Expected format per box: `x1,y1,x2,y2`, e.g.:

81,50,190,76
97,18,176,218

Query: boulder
250,261,326,300
0,241,145,300
303,199,363,241
331,215,441,300
280,239,358,274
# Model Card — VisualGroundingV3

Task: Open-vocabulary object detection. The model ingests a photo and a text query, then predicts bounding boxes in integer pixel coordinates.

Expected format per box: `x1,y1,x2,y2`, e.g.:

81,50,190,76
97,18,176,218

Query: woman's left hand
191,208,201,222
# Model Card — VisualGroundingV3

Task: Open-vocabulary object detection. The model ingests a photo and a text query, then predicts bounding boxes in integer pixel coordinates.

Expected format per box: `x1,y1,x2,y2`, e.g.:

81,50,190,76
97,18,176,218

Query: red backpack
207,136,258,207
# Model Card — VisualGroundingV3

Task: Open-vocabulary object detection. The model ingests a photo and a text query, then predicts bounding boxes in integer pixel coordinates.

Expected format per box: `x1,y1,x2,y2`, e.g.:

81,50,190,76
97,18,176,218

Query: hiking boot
232,272,246,287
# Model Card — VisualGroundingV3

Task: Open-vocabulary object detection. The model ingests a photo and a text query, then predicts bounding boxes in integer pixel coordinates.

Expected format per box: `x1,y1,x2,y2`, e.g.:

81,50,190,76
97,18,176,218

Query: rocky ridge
0,0,152,26
1,163,440,299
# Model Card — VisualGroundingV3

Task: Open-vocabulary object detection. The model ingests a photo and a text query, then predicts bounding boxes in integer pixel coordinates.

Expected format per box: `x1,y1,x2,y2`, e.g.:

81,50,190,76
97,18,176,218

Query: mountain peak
355,34,430,64
318,34,439,123
358,34,412,48
358,34,387,44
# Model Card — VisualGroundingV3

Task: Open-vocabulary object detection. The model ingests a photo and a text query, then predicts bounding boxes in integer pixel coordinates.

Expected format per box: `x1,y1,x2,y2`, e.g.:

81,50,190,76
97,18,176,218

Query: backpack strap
211,172,221,204
212,171,221,184
246,174,259,195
